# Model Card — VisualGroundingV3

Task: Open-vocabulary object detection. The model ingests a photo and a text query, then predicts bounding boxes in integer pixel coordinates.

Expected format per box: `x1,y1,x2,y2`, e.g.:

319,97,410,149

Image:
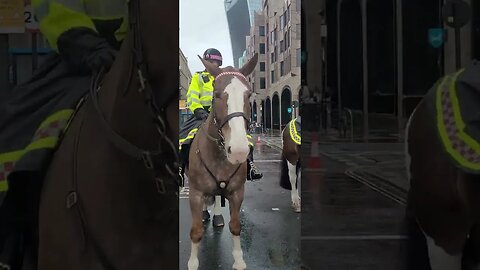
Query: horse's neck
98,33,158,148
199,116,226,161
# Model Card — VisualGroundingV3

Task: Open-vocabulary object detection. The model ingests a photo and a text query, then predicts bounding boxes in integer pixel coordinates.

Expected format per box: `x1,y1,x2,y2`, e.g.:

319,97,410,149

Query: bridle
64,1,179,269
207,71,251,150
196,71,251,193
89,0,179,192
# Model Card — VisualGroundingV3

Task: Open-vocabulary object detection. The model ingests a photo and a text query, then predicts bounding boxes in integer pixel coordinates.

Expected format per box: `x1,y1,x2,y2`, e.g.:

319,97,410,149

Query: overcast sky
180,0,234,73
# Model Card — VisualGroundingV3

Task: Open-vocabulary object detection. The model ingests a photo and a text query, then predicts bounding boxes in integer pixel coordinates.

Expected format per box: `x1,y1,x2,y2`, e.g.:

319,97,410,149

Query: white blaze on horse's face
224,77,250,164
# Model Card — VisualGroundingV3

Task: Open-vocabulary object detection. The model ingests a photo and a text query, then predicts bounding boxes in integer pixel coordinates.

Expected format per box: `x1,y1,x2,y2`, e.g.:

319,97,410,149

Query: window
280,61,285,76
259,26,265,36
259,43,266,54
260,77,266,89
260,62,265,71
280,40,284,53
274,46,278,61
271,52,274,63
280,15,285,30
296,0,301,12
287,5,291,22
296,24,301,39
271,70,275,83
296,48,301,67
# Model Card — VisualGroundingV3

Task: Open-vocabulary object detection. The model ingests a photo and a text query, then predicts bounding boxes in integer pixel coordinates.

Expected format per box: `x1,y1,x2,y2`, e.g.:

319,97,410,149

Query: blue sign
428,28,444,48
287,107,292,113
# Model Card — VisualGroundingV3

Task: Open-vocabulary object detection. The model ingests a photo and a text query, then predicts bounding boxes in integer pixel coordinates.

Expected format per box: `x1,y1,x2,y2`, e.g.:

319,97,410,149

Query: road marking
180,187,189,199
255,159,282,163
301,235,409,241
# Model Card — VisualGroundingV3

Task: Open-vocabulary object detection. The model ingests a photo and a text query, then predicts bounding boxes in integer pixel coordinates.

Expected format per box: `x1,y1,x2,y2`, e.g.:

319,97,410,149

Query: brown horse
37,1,180,269
279,117,301,213
406,72,480,269
186,54,258,270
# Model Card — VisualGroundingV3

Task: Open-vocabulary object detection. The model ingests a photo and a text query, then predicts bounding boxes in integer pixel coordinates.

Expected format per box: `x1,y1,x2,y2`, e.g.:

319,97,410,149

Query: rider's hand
194,108,209,120
57,27,116,74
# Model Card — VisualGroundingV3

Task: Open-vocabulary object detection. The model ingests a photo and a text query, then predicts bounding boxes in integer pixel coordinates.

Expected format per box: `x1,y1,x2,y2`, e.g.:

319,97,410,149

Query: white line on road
301,235,409,241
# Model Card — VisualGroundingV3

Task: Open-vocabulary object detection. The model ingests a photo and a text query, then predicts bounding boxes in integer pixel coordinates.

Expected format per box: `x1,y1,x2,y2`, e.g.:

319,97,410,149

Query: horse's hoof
213,215,225,227
292,202,301,213
202,210,210,222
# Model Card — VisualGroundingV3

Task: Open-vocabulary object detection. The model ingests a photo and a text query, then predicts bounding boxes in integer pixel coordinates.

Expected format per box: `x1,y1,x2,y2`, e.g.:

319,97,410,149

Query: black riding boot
179,144,191,187
246,146,263,181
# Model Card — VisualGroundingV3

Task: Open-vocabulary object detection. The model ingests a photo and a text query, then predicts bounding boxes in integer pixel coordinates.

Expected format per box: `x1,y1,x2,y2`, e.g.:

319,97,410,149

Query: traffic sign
443,0,471,28
428,28,444,48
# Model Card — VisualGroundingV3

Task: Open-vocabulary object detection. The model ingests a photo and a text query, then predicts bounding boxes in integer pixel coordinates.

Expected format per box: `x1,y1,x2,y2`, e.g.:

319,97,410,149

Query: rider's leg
247,145,263,181
179,143,191,186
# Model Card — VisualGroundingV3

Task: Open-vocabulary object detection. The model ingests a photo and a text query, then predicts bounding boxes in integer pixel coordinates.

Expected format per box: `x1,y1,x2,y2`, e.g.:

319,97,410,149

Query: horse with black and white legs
279,118,301,213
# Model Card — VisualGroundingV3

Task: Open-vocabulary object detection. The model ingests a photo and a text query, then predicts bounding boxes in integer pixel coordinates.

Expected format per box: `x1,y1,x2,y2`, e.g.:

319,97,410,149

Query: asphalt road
179,141,301,270
301,141,431,270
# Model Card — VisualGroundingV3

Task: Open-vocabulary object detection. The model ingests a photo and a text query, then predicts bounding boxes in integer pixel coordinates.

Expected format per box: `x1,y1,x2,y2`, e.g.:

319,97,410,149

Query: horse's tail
279,154,292,190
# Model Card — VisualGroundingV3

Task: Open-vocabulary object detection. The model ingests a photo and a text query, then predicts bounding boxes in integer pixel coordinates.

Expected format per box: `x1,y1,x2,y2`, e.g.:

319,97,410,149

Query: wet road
301,141,431,270
179,140,301,270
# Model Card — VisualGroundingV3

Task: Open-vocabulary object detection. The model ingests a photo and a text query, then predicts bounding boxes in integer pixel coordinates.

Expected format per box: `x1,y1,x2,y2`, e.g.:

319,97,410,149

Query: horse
186,53,258,270
280,117,301,213
406,67,480,270
37,0,180,269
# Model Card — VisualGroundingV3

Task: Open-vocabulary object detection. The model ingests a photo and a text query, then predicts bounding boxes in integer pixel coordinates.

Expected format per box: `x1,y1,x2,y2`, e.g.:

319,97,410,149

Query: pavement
262,132,408,203
179,140,301,270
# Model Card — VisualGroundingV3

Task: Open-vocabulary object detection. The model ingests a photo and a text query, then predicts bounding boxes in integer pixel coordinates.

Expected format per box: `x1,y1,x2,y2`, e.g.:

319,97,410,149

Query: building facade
179,48,192,125
225,0,263,68
245,0,301,131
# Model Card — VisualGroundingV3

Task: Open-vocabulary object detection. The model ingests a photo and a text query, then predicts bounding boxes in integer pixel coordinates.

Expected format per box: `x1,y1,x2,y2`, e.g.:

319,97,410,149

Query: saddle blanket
0,53,90,194
426,60,480,174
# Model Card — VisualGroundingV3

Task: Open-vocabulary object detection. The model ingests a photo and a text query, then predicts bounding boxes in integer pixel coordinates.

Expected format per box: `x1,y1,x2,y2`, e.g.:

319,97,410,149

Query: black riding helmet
203,48,222,66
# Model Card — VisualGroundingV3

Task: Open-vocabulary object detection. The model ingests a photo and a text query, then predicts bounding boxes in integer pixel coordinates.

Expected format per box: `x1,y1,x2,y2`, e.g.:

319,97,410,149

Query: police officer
179,48,263,184
0,1,128,268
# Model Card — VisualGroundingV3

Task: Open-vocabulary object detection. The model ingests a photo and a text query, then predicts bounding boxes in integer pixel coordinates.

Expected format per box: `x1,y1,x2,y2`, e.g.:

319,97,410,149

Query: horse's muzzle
226,144,249,164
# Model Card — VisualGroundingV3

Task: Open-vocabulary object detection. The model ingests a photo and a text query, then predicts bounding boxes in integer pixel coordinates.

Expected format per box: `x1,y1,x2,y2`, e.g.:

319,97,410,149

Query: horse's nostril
228,146,232,154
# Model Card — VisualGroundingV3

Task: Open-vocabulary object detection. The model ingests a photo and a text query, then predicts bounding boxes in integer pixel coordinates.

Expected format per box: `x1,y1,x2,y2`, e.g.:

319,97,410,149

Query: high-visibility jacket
33,0,128,50
187,71,214,113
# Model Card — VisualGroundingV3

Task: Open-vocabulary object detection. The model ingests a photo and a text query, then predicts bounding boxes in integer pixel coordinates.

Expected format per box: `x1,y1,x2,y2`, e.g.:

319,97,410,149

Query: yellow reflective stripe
436,71,480,170
38,2,97,50
0,181,8,192
451,72,480,156
289,119,301,145
39,109,74,129
0,136,59,192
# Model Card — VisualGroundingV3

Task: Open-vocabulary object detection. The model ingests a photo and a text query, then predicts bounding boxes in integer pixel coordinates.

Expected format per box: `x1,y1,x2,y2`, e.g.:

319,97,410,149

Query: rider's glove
57,27,116,74
194,108,209,120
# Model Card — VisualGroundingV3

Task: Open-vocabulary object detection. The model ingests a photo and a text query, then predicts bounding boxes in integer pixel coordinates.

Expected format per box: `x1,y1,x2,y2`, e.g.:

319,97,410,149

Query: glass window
271,70,275,83
260,77,266,89
280,61,285,76
259,26,265,36
260,62,265,71
260,43,266,54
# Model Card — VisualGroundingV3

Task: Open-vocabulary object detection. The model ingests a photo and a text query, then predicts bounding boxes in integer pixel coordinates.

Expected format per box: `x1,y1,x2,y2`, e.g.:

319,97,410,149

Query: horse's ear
239,53,258,76
198,55,221,77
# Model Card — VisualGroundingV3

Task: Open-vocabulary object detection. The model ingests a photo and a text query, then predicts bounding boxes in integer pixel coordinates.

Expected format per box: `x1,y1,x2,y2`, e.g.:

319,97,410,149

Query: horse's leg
213,195,225,227
423,231,462,270
287,160,300,213
228,189,247,270
188,189,205,270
